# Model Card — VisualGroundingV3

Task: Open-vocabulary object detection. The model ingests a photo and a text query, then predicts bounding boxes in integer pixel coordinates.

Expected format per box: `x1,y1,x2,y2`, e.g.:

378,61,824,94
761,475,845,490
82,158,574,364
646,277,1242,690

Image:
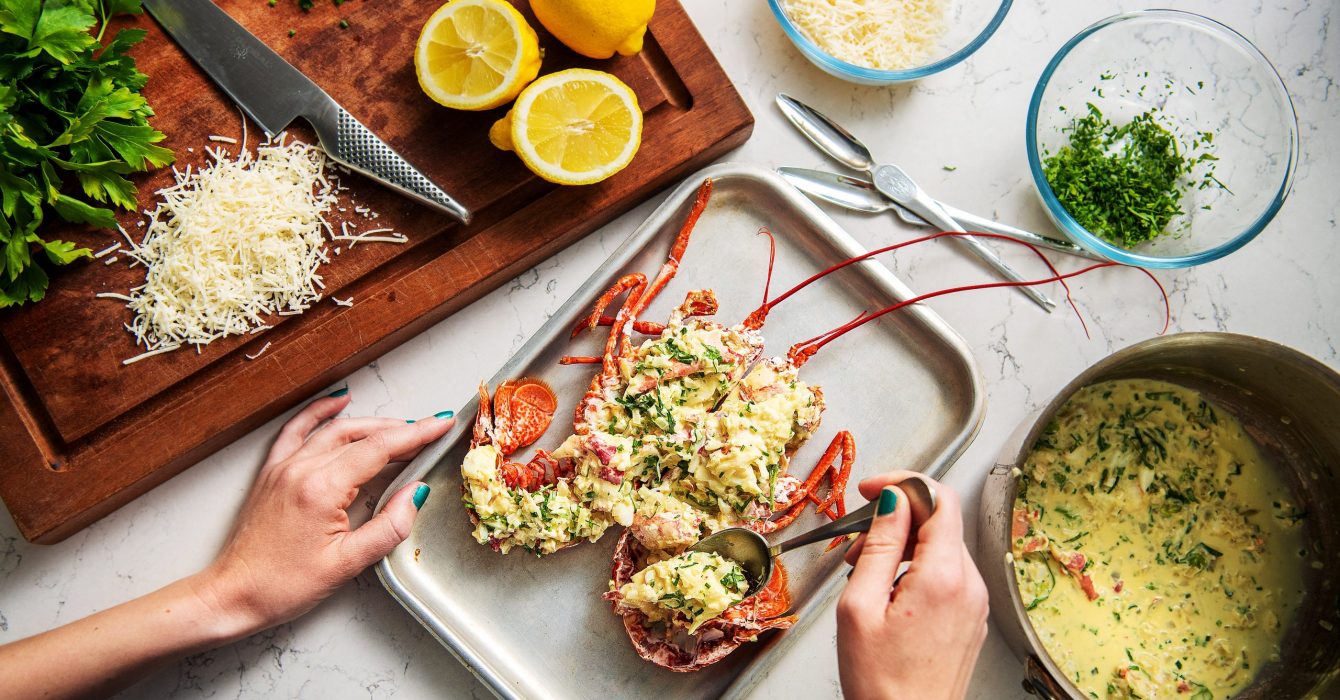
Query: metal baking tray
375,163,985,700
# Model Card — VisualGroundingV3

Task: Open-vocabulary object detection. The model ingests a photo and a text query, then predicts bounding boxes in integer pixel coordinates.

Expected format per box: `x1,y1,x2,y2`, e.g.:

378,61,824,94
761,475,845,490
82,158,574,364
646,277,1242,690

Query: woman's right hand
835,472,989,700
196,393,454,637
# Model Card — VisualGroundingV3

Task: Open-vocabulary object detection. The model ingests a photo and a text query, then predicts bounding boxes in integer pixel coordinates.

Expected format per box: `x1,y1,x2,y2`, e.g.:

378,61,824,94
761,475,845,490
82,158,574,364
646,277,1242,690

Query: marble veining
2,1,1336,698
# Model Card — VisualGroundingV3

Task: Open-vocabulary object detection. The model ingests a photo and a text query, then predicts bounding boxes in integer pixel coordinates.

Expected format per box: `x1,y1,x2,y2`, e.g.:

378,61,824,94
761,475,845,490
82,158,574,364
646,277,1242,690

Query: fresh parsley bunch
0,0,172,307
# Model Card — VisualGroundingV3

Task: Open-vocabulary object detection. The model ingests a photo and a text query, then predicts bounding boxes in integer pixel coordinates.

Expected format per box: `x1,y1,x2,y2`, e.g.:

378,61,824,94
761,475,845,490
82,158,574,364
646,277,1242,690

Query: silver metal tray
375,163,985,700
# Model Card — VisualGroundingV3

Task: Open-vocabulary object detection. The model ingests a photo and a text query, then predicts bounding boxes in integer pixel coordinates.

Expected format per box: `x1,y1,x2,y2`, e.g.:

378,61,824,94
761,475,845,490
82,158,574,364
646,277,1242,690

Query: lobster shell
605,530,796,672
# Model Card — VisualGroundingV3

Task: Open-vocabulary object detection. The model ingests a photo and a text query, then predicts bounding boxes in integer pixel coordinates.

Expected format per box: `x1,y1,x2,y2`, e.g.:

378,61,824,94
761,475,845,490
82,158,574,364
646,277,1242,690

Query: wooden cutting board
0,0,751,543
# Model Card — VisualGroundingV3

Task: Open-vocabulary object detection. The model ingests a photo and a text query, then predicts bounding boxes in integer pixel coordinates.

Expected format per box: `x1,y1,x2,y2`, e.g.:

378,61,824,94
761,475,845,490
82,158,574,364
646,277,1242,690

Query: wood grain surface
0,0,752,543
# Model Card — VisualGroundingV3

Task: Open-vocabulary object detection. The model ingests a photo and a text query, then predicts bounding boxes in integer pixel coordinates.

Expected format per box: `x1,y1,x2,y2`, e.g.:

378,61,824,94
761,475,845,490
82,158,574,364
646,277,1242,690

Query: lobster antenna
747,231,1085,331
785,261,1170,367
757,226,777,310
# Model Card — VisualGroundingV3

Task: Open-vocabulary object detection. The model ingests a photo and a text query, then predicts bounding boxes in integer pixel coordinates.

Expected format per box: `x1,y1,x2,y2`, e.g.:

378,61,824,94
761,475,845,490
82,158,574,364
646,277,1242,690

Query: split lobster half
603,530,797,672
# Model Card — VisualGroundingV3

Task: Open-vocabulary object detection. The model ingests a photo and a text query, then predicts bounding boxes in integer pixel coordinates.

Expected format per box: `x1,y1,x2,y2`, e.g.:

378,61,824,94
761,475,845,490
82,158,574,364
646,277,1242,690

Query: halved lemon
414,0,542,111
490,68,643,185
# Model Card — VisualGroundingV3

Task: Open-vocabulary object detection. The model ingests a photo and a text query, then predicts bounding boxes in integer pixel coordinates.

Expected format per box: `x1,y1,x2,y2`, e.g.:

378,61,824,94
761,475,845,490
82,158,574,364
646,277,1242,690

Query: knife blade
143,0,470,224
776,93,1054,311
778,167,1102,260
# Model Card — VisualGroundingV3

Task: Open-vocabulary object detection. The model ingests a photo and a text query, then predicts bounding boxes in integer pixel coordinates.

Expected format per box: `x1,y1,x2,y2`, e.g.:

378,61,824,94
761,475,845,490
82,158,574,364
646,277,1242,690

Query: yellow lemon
492,68,642,185
414,0,542,111
530,0,655,60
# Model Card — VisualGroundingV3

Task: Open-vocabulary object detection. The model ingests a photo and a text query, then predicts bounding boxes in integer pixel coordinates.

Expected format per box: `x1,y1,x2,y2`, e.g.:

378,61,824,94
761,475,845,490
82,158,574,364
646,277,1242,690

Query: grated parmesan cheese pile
98,131,405,365
783,0,947,71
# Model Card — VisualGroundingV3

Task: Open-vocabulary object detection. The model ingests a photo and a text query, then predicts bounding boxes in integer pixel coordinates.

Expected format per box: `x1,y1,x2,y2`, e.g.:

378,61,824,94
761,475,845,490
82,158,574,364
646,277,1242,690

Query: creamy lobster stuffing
461,444,612,555
463,318,823,556
613,551,750,634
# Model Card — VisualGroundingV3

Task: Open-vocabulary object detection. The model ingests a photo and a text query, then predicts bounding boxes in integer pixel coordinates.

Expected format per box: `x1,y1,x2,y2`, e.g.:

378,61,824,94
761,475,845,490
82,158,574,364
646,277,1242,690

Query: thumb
339,481,428,576
845,486,911,608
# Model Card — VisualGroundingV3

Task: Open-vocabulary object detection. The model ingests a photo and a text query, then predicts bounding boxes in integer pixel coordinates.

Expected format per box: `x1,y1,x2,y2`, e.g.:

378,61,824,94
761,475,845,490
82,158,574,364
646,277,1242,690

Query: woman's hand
196,393,454,636
835,471,989,700
0,392,456,699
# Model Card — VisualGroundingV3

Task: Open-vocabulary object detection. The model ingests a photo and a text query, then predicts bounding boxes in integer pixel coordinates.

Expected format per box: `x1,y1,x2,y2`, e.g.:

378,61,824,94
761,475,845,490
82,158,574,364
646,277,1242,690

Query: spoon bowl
691,476,938,598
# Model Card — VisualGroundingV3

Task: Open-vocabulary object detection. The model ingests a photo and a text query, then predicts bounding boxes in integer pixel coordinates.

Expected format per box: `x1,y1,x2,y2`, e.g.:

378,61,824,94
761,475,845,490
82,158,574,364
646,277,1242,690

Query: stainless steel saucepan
978,333,1340,699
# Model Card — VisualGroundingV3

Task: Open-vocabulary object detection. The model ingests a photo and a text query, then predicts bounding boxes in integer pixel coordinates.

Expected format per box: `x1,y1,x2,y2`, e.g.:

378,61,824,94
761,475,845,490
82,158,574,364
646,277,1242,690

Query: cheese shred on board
111,138,347,365
782,0,947,71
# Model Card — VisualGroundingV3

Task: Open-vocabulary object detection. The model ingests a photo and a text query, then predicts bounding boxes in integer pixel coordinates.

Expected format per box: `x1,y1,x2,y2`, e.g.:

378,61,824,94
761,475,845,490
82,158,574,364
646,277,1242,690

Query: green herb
942,165,956,172
1042,103,1221,248
1178,542,1222,571
337,17,347,29
0,0,173,306
720,568,746,591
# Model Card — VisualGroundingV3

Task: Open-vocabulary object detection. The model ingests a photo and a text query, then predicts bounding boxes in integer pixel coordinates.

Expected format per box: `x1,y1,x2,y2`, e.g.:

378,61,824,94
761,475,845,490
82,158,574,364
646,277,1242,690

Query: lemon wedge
491,68,643,185
414,0,542,111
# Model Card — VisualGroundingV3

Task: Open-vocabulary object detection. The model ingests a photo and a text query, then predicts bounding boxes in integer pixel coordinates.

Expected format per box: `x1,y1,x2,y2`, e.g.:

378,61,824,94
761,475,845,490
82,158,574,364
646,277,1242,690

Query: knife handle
314,106,471,224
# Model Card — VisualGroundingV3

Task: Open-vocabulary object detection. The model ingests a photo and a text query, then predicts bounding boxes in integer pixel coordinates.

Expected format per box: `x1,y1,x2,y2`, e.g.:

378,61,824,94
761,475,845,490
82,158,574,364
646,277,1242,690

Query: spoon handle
771,476,938,558
772,500,880,557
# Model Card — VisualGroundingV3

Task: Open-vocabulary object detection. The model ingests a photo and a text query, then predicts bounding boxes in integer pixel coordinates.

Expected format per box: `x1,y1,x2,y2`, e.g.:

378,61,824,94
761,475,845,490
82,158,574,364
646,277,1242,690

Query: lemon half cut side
415,0,542,112
495,68,643,186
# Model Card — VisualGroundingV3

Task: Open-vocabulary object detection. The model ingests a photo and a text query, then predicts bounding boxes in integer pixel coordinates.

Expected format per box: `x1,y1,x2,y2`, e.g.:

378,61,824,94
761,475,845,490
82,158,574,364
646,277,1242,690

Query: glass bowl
767,0,1012,85
1027,10,1298,268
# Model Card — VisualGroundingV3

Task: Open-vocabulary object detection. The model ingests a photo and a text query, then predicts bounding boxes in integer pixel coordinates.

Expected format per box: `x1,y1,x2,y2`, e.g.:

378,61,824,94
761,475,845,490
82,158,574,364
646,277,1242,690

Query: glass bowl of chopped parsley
1027,10,1298,268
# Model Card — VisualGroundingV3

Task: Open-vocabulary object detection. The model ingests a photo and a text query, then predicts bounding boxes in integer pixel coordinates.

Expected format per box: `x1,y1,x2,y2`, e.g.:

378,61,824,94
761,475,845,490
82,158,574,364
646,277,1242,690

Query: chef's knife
142,0,471,224
778,167,1102,260
776,93,1054,311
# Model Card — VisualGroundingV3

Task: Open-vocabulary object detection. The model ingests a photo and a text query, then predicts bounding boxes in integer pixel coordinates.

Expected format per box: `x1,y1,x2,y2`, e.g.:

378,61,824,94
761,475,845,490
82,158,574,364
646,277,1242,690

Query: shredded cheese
94,242,121,258
110,139,335,363
100,120,407,365
782,0,947,71
244,341,272,360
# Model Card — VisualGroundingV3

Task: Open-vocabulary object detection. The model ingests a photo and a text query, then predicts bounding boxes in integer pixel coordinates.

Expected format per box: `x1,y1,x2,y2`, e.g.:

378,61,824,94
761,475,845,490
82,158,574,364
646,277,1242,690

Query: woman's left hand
196,393,454,635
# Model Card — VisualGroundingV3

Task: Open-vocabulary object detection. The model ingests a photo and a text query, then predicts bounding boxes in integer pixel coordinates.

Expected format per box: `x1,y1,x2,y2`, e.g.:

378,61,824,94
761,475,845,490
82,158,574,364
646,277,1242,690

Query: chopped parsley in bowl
1027,10,1297,268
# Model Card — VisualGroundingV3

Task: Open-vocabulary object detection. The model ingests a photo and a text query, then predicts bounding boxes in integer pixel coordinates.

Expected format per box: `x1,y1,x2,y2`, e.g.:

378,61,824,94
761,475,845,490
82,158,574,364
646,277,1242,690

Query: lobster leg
571,316,665,339
558,356,602,365
761,431,854,533
631,179,714,321
573,273,648,434
569,180,713,339
472,382,494,447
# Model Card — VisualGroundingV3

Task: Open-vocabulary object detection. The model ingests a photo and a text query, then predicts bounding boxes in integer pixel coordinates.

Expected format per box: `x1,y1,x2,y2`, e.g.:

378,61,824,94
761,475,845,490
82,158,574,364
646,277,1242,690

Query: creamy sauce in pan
1013,379,1309,699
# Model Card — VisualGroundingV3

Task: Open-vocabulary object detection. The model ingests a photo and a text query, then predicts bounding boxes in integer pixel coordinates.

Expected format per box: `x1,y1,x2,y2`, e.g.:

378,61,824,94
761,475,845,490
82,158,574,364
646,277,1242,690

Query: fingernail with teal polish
405,419,416,424
877,487,898,516
326,386,348,398
434,410,454,420
412,484,431,510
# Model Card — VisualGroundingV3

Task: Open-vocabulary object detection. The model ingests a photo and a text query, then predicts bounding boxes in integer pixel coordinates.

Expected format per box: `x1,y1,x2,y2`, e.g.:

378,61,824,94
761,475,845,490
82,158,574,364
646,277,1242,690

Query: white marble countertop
3,1,1336,697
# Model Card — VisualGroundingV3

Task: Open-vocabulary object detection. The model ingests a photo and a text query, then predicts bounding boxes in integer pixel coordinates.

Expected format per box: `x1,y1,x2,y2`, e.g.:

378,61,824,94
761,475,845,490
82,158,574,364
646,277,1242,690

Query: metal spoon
690,476,938,598
777,167,1103,261
776,93,1057,312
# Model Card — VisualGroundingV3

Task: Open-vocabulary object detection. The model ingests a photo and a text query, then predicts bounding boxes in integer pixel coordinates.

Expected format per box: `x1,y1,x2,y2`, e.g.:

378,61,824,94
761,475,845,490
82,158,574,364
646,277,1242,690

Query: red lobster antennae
785,255,1170,367
748,230,1085,332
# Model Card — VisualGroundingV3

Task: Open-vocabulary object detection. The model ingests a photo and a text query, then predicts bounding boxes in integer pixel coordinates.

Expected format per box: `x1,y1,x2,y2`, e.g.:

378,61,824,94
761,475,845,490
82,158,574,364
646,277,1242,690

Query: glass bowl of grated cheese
768,0,1012,85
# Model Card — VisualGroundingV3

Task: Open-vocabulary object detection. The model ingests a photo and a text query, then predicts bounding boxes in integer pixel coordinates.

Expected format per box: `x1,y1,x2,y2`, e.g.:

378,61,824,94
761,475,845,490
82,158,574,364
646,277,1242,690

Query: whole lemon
531,0,655,60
